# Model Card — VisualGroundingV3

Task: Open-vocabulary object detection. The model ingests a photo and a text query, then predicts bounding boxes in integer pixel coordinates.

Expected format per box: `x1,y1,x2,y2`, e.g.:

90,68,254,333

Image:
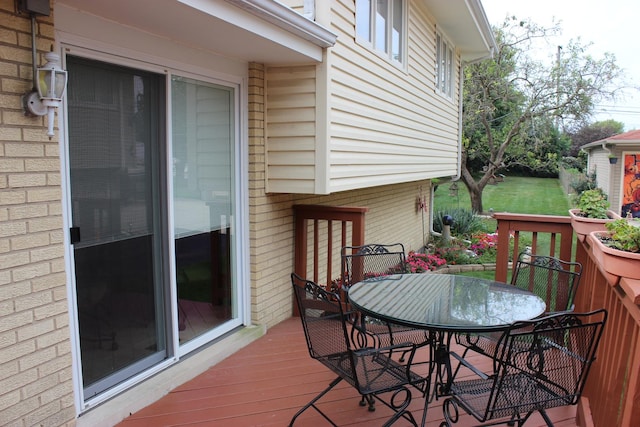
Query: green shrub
561,156,586,171
432,208,487,238
570,171,597,195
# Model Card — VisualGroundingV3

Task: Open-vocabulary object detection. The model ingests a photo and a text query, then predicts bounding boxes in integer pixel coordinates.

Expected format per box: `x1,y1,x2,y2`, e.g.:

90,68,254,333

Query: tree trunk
468,185,484,213
460,156,494,214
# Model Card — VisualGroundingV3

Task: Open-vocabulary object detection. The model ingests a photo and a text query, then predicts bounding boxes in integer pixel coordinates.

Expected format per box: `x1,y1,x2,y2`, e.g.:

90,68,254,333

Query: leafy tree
566,119,624,156
460,17,623,213
503,116,571,177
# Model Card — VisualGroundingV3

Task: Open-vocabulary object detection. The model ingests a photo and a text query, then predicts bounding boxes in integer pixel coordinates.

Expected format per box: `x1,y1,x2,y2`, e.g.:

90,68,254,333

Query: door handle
69,227,81,244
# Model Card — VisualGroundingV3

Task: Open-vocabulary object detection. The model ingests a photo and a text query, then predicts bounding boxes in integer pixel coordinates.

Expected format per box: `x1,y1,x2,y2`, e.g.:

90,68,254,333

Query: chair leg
538,409,554,427
361,394,375,411
289,376,342,426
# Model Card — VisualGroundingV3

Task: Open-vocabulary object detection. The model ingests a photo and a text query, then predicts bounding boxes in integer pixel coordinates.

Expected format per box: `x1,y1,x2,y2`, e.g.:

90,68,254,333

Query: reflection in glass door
66,56,167,399
171,76,236,344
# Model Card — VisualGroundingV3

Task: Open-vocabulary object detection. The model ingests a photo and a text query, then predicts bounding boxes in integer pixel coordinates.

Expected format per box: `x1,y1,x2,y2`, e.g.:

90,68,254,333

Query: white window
436,31,454,97
356,0,406,64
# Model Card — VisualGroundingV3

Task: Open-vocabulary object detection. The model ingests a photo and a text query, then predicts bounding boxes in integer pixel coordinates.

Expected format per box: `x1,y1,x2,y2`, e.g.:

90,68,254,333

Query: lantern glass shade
36,52,67,102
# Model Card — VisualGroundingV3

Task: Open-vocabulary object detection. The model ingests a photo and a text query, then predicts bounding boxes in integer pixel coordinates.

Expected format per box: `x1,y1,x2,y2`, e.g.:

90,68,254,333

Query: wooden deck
117,318,580,427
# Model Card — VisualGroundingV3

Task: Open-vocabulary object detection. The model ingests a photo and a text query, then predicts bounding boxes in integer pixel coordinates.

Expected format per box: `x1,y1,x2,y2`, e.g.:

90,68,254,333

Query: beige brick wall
249,63,433,328
0,1,75,426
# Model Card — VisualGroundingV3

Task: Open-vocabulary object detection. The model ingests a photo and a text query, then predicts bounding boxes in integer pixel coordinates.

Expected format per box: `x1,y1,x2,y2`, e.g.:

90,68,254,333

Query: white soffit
423,0,496,62
56,0,336,64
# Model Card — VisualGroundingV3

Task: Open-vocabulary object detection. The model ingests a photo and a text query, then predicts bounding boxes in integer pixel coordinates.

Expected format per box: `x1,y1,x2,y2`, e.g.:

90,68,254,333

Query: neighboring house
0,0,495,425
582,129,640,218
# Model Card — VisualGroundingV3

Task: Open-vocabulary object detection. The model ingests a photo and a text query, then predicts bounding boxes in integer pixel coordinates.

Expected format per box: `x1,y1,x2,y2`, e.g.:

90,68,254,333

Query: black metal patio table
347,273,546,426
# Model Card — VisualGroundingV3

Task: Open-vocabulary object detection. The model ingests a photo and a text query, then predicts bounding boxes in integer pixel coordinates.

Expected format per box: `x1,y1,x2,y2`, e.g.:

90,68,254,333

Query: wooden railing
494,212,640,427
493,212,574,282
292,205,368,313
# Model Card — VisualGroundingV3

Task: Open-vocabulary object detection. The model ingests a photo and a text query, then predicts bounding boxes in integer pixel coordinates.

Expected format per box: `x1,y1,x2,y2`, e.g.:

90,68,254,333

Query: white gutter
465,0,497,61
429,48,495,236
225,0,336,48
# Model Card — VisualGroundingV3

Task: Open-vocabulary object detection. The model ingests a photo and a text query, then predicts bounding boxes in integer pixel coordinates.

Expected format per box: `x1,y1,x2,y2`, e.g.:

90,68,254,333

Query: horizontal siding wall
254,62,431,328
265,65,318,194
589,149,612,200
326,0,460,193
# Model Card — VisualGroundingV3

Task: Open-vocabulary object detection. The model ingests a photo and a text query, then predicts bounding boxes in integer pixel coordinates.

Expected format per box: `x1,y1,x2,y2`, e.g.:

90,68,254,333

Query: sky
481,0,640,131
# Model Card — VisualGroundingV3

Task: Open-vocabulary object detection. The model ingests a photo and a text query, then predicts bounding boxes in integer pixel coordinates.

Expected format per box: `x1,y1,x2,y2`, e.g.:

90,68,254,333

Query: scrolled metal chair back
511,252,582,313
341,243,407,287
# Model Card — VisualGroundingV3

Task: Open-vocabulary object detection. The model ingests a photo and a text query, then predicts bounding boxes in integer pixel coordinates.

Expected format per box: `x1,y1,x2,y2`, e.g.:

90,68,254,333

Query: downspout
303,0,315,20
429,47,495,237
429,62,465,237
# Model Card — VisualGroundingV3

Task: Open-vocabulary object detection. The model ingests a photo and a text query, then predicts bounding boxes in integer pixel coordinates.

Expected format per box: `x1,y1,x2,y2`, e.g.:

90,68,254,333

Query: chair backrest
291,273,353,363
341,243,406,288
492,309,606,413
511,252,582,313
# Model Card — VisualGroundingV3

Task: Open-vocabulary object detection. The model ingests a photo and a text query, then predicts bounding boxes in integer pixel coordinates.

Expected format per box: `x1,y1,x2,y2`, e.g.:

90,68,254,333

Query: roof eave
224,0,337,48
423,0,497,63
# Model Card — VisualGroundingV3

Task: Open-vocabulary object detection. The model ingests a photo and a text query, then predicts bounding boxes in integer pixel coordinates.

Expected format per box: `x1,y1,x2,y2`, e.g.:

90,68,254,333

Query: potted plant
588,219,640,280
569,188,621,241
608,154,618,164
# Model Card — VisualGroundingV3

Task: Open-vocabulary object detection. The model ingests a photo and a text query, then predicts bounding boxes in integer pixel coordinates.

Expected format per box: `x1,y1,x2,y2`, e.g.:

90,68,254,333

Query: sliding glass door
66,57,167,398
171,76,236,345
65,55,241,400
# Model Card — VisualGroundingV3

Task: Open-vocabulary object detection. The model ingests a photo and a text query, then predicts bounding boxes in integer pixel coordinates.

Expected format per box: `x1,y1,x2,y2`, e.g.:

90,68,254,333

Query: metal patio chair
341,244,429,358
441,309,606,427
455,252,582,362
290,273,425,426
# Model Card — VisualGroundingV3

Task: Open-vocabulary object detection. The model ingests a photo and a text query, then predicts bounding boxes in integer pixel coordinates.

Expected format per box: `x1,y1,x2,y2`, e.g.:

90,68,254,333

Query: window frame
436,29,455,98
356,0,407,66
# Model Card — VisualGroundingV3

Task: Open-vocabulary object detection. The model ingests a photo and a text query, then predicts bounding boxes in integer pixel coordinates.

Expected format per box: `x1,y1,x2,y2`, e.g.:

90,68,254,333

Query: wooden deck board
117,318,579,427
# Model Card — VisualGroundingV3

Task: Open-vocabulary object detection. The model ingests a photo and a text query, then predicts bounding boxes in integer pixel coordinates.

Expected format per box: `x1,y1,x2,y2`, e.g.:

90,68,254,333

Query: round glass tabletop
348,273,547,331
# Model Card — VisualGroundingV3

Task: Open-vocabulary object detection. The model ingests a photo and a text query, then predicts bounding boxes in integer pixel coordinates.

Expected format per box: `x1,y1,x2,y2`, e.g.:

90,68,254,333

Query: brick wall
249,180,430,328
0,1,75,425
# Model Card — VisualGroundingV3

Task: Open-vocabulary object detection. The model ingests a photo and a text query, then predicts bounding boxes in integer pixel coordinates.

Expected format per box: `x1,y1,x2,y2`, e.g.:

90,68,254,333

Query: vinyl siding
264,0,461,194
328,1,459,193
589,146,640,215
265,65,319,193
589,147,623,214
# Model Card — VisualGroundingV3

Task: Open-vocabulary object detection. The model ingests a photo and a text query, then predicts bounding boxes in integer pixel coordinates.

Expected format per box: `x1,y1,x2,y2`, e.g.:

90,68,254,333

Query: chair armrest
354,341,416,357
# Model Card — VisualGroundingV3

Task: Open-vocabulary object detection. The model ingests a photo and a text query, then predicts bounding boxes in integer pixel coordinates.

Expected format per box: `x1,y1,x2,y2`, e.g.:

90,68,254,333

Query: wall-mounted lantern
19,0,68,139
23,52,68,138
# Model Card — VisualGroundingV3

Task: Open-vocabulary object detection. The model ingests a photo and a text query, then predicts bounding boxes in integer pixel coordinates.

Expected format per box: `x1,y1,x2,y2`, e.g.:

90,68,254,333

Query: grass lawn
434,176,570,216
432,177,574,275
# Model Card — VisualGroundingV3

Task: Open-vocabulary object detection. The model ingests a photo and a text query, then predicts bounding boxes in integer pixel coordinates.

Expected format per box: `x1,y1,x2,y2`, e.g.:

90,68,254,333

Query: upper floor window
356,0,406,64
436,31,454,97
